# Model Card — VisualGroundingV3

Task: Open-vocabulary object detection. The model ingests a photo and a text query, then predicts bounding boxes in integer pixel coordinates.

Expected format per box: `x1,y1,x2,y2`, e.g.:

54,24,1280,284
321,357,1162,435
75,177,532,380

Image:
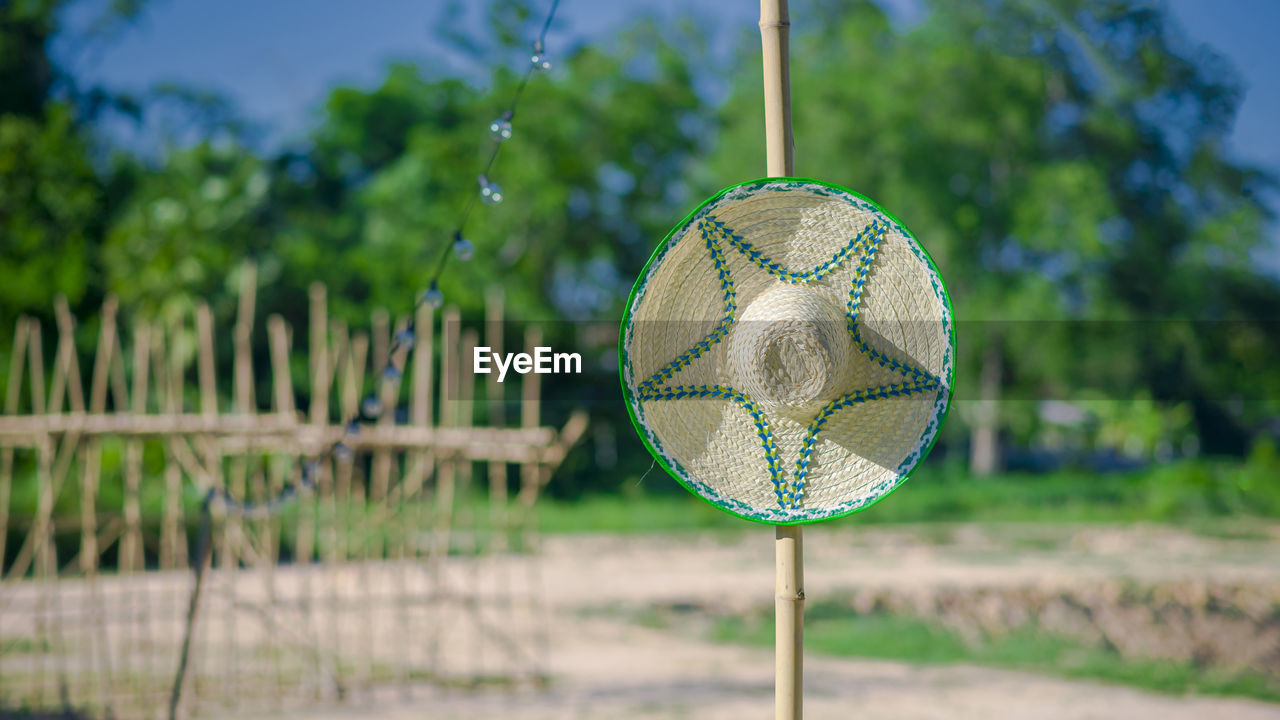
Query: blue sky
56,0,1279,177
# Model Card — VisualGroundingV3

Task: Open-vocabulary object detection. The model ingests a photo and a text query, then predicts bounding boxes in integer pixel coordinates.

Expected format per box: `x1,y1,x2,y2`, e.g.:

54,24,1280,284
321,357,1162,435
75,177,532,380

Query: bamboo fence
0,266,587,719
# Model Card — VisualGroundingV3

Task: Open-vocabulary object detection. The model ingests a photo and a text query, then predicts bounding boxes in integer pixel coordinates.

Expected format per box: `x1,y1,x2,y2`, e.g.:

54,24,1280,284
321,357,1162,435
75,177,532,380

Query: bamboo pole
761,0,794,178
517,325,546,681
484,288,508,552
0,317,29,577
408,304,434,676
85,297,116,715
121,323,147,573
761,1,803,718
268,314,295,562
428,307,461,679
408,302,434,516
304,284,329,698
458,328,481,677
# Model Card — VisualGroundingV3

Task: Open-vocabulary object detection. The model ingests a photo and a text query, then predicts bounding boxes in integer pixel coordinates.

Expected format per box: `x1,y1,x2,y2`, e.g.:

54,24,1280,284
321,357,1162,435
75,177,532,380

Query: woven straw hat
620,179,954,524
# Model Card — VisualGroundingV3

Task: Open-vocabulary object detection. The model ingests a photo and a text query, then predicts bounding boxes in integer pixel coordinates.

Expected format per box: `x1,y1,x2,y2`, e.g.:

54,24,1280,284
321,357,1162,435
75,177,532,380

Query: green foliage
2,0,1279,498
1140,437,1280,519
102,142,272,318
527,459,1280,532
708,0,1278,455
0,103,101,326
712,603,1280,702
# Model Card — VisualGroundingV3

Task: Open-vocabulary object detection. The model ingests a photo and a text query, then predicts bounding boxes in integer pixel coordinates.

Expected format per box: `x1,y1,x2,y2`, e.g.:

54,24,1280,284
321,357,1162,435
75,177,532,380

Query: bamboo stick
0,317,29,576
406,305,434,676
264,318,291,563
484,288,508,552
164,314,195,696
760,0,794,178
371,310,392,509
235,261,258,415
330,322,358,687
517,326,542,516
435,309,461,556
267,315,295,561
0,414,556,446
774,525,803,720
122,323,149,574
225,272,255,699
262,315,299,698
429,307,462,679
304,285,329,696
28,318,45,415
407,303,434,507
518,325,545,681
761,1,803,717
458,327,481,677
309,283,330,428
161,311,188,568
84,297,114,712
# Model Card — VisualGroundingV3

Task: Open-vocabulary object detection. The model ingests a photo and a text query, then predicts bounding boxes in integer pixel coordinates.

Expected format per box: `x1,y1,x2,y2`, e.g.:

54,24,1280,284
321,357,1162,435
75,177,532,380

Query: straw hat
620,179,954,524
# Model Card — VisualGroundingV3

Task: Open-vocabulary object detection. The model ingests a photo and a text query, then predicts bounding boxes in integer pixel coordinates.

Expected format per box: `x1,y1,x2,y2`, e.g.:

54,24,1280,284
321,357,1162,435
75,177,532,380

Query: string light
421,281,445,309
200,0,562,520
394,328,416,350
426,0,561,287
479,174,503,205
361,395,384,419
489,112,513,142
452,231,475,260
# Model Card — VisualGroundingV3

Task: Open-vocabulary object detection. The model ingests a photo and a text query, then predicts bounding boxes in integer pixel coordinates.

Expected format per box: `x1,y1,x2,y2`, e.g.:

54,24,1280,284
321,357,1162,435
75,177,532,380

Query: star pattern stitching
637,214,942,509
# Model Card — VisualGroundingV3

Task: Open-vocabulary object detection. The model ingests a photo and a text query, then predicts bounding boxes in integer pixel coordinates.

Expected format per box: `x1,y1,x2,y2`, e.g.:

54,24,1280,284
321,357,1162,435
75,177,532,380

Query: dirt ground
242,522,1280,720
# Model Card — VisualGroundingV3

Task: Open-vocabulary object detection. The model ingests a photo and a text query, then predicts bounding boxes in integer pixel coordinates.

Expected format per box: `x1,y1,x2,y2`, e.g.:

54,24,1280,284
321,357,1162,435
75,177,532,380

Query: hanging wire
426,0,561,293
197,0,561,520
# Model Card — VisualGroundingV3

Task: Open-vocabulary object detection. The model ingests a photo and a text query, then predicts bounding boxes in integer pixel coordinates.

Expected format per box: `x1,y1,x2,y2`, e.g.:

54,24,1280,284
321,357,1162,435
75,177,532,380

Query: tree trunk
970,342,1002,476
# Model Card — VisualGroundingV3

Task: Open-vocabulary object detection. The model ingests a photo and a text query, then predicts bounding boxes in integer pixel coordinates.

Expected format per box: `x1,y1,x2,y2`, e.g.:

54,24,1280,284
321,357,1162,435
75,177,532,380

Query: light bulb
479,175,503,205
453,233,475,261
530,53,551,72
361,395,383,419
334,442,355,462
421,282,444,309
394,328,416,350
382,364,403,382
489,117,512,141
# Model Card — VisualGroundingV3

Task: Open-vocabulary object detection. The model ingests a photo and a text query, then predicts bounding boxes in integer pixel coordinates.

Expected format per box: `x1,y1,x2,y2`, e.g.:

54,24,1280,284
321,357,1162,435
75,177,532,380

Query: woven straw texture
621,179,953,524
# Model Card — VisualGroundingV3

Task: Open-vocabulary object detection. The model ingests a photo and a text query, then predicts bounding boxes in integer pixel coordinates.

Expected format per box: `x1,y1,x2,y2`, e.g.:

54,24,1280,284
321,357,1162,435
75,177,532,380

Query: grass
710,604,1280,703
532,455,1280,533
5,454,1278,572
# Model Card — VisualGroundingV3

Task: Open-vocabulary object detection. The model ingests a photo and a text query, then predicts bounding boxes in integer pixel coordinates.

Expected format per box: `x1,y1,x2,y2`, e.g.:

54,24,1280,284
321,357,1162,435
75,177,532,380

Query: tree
706,0,1276,470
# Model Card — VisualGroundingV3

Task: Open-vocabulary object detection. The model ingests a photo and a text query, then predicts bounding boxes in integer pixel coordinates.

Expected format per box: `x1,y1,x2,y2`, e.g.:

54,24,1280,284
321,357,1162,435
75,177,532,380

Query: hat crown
728,285,853,416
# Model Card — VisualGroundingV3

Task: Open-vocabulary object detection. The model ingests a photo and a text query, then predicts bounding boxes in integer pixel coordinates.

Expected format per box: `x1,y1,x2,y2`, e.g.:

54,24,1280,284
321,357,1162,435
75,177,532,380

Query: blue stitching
708,217,886,285
844,228,937,386
637,219,737,397
638,209,945,512
789,376,941,508
639,383,789,505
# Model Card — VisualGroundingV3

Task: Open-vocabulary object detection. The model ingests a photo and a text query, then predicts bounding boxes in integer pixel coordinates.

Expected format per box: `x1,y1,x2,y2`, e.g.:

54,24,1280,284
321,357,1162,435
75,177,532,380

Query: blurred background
2,0,1279,718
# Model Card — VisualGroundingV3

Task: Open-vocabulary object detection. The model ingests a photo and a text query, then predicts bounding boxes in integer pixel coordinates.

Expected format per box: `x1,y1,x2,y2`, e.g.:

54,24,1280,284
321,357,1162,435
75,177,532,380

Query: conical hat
620,179,954,524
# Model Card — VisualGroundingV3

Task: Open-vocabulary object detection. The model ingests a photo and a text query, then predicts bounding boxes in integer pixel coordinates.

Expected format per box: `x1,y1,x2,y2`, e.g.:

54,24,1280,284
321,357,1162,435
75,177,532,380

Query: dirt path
259,614,1280,720
248,523,1280,720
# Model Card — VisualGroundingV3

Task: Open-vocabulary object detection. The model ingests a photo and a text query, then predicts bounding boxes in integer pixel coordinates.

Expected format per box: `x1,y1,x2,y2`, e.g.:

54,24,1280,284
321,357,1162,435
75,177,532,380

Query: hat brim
620,178,955,525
